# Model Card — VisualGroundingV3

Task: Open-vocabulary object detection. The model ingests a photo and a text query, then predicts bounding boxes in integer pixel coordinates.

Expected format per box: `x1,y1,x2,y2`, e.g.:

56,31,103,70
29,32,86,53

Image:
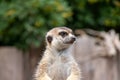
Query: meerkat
34,27,81,80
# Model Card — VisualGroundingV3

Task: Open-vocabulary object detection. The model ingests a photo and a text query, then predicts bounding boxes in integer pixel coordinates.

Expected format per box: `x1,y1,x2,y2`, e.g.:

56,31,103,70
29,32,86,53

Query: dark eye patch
59,31,68,37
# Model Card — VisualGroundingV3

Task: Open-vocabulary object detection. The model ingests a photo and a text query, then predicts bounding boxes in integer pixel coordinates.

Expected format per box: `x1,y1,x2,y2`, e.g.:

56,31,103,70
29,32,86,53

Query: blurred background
0,0,120,80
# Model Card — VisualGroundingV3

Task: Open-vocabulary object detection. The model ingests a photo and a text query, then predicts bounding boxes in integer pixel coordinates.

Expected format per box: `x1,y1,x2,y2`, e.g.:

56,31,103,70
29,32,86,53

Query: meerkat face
46,27,76,50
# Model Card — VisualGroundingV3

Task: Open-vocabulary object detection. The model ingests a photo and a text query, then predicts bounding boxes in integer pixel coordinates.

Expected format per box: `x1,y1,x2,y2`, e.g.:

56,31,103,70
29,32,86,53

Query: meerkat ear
47,36,53,43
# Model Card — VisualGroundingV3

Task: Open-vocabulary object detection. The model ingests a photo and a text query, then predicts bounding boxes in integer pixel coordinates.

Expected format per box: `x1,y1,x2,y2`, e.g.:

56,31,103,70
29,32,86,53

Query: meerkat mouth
65,40,74,44
64,37,76,44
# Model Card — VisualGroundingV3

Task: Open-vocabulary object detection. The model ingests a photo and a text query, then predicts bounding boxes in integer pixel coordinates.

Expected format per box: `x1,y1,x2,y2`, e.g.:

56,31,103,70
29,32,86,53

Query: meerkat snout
63,33,76,44
68,36,76,44
72,37,76,41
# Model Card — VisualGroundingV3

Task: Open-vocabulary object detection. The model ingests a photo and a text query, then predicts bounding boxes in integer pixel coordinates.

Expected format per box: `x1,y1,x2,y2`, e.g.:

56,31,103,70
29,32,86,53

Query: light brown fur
34,27,81,80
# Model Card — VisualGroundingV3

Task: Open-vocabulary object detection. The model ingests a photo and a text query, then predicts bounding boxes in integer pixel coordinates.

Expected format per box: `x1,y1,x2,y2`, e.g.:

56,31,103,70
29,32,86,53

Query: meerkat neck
46,45,67,51
45,45,71,57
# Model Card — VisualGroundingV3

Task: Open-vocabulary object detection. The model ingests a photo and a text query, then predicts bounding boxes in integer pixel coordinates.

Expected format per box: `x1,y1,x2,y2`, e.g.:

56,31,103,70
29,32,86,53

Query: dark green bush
0,0,72,49
0,0,120,49
66,0,120,30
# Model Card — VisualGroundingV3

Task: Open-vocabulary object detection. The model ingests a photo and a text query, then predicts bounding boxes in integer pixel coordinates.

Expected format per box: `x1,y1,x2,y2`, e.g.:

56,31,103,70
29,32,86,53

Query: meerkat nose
72,37,76,41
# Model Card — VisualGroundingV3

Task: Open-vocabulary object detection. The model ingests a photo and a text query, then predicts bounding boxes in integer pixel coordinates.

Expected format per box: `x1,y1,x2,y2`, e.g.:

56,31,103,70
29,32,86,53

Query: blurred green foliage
66,0,120,30
0,0,120,49
0,0,71,49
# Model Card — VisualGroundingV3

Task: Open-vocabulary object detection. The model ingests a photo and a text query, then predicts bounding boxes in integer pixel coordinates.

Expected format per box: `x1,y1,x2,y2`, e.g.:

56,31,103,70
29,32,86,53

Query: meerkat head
46,27,76,51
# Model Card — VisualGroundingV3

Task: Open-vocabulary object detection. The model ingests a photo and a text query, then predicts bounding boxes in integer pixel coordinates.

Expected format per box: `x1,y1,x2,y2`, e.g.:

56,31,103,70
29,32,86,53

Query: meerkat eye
59,31,68,37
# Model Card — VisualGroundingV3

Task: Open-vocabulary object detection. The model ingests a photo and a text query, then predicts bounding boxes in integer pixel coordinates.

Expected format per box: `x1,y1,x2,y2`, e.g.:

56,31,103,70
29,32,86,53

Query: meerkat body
34,27,81,80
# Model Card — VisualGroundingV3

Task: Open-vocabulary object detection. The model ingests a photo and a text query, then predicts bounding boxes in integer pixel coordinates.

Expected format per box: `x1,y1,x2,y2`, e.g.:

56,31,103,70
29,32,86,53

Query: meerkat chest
47,55,70,80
